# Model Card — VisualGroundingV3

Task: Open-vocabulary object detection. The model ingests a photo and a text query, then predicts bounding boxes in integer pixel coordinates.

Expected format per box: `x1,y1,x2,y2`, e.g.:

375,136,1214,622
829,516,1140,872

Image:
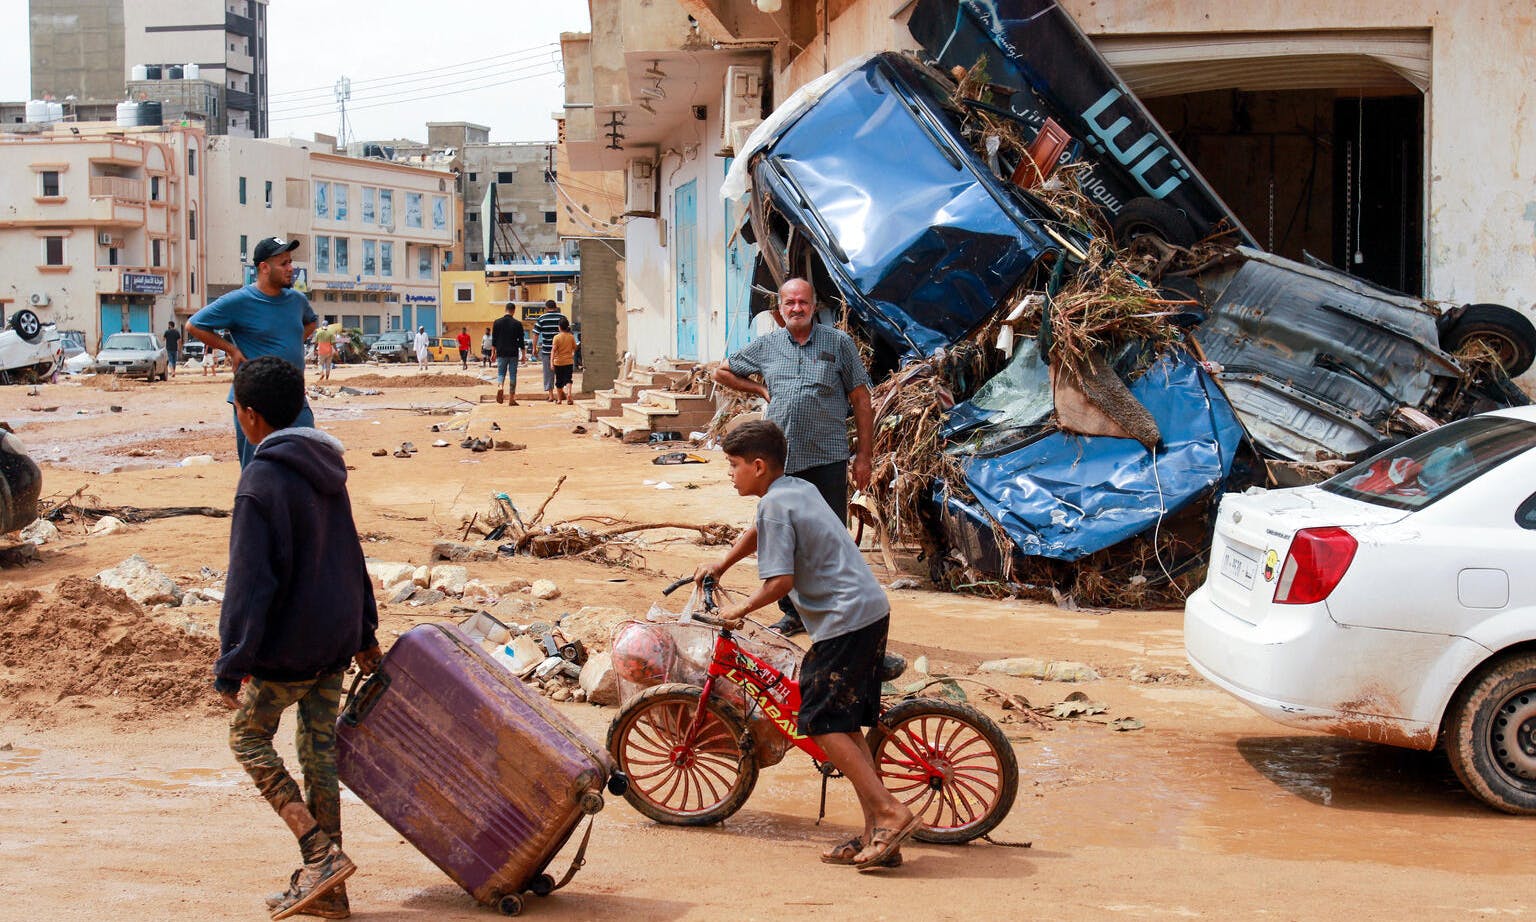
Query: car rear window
1322,415,1536,510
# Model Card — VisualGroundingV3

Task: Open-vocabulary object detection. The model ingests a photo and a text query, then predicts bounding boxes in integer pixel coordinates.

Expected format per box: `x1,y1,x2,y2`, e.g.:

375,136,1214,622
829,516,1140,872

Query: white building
0,121,206,349
204,137,457,335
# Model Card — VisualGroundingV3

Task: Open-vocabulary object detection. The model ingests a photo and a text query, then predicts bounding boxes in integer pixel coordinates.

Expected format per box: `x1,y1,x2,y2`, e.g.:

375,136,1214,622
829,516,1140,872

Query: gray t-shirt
755,475,887,642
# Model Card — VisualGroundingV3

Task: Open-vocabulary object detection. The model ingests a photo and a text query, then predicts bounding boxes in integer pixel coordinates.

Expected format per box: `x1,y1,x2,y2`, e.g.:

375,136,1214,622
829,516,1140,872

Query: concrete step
597,416,653,443
619,403,717,434
636,389,717,414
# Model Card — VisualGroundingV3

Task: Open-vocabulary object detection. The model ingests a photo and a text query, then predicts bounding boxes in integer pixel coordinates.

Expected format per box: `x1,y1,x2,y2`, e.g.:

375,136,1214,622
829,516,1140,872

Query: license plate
1221,548,1258,589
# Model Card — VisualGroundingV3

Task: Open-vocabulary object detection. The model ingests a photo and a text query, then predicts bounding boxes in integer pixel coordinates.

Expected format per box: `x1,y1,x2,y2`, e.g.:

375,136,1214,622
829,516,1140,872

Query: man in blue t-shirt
187,236,319,467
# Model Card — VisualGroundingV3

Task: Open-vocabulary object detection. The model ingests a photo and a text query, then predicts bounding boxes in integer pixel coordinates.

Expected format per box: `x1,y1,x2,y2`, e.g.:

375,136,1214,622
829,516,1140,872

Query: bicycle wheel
867,697,1019,844
606,682,759,826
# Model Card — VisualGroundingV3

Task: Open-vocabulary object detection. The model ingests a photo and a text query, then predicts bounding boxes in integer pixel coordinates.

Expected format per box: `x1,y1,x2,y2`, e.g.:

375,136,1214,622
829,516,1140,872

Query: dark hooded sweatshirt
214,428,378,694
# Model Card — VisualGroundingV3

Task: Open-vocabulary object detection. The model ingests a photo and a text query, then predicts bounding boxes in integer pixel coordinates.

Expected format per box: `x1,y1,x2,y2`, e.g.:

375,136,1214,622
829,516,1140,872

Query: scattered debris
530,579,561,601
90,516,128,536
978,657,1100,682
95,554,182,605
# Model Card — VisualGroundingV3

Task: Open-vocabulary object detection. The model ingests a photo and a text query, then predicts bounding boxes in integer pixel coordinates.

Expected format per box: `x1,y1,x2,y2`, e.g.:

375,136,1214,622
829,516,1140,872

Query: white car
1186,406,1536,813
0,309,63,383
95,332,169,381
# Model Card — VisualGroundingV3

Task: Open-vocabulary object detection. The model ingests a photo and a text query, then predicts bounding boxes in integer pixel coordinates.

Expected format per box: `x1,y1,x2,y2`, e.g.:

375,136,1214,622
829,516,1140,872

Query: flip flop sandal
370,449,387,457
392,449,411,459
401,442,417,453
854,814,923,871
821,837,901,868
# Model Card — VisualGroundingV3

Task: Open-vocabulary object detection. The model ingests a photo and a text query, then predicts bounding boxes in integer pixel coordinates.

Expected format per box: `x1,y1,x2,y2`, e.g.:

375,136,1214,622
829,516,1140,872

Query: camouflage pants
229,672,345,839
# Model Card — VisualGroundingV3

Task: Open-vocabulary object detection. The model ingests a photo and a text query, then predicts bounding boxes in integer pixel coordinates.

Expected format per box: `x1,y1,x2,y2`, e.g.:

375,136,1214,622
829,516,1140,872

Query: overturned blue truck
729,0,1533,601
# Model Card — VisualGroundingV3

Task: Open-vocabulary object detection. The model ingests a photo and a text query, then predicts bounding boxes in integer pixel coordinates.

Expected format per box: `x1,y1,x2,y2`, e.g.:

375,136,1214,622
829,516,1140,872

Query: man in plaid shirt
712,277,874,636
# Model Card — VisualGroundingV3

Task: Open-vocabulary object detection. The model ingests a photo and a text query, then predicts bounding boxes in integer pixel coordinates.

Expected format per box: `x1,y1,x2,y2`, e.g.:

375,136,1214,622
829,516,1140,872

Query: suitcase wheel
579,791,604,815
606,771,629,796
498,894,524,916
529,873,556,897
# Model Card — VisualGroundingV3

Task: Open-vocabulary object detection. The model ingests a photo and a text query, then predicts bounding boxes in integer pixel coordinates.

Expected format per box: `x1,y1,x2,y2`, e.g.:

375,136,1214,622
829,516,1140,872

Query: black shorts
797,615,889,736
554,364,574,388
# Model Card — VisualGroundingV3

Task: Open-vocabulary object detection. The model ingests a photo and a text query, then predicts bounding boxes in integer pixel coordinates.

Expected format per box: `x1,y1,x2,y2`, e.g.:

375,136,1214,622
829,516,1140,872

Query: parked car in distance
368,331,412,363
1185,406,1536,813
59,329,94,374
95,332,169,381
427,337,457,362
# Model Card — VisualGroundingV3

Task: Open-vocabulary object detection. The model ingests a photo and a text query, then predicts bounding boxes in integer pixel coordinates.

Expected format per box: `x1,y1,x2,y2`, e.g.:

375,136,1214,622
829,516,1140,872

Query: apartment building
204,137,457,335
0,121,206,349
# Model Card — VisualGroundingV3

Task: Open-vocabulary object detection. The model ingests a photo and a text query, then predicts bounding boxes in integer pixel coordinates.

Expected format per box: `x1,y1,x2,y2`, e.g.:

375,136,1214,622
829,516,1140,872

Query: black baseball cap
252,236,300,264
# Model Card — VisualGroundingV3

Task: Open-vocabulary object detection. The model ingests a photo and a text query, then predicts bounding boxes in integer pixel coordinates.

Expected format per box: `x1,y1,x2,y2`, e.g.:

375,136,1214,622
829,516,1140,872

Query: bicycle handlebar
661,575,721,618
661,576,693,596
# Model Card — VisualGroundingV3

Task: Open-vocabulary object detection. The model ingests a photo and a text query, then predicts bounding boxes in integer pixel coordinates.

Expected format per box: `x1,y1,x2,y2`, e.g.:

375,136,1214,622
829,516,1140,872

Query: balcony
226,11,255,37
90,176,145,203
226,88,256,112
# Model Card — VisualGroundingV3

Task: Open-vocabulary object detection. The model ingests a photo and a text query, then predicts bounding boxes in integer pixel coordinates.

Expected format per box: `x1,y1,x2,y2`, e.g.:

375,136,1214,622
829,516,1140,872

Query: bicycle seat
878,652,907,683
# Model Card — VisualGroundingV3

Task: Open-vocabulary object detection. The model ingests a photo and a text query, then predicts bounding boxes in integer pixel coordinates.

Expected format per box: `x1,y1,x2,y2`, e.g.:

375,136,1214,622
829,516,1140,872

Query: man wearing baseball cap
187,236,319,467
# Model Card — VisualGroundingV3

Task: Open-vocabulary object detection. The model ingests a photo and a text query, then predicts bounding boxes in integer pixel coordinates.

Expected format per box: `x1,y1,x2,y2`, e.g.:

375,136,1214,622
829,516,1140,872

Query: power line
268,65,563,123
268,43,559,101
269,56,559,115
270,60,562,119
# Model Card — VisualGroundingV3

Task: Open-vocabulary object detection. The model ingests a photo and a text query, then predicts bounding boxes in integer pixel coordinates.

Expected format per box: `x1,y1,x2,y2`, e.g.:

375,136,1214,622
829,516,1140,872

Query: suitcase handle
341,669,391,727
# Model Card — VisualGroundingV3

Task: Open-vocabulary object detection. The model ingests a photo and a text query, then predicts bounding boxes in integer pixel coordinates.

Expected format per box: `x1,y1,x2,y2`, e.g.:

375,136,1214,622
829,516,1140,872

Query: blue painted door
674,180,698,360
127,304,151,332
723,160,756,355
99,304,118,342
416,307,437,335
401,305,413,332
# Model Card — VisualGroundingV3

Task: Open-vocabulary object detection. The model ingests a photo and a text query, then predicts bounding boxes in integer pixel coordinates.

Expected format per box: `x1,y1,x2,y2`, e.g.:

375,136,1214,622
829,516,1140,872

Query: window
238,176,246,204
334,184,348,221
188,209,197,240
107,247,120,266
454,284,473,302
334,237,349,274
151,176,162,201
264,180,272,208
191,270,197,294
380,241,392,276
151,238,163,267
497,171,512,183
363,239,376,275
468,172,478,182
499,211,514,224
379,189,393,226
544,211,556,223
467,212,479,223
40,171,60,197
239,234,248,258
417,247,432,280
432,196,447,230
314,181,329,218
315,235,330,273
361,187,375,224
468,252,480,264
1325,416,1536,512
406,192,423,228
187,146,196,176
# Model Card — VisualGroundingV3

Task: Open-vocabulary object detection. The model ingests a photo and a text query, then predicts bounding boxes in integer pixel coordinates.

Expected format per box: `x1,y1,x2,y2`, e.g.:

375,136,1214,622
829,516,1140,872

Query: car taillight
1273,527,1357,605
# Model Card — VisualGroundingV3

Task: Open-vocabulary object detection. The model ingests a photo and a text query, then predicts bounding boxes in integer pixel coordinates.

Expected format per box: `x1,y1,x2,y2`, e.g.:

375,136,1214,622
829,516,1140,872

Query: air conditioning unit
98,232,123,247
29,292,51,307
719,65,764,157
624,158,657,218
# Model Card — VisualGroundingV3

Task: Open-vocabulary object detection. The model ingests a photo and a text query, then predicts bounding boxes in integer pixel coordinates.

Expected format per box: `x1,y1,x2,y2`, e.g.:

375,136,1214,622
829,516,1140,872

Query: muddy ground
0,362,1530,921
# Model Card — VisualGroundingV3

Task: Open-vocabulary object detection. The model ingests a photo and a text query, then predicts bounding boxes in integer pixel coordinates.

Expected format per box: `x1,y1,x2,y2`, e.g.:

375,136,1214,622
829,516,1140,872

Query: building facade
204,137,457,335
28,0,270,137
0,121,206,350
562,0,1536,371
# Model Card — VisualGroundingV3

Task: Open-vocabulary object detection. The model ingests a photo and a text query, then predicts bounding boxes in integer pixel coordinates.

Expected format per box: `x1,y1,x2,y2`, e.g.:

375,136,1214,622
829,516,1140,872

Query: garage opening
1099,30,1429,295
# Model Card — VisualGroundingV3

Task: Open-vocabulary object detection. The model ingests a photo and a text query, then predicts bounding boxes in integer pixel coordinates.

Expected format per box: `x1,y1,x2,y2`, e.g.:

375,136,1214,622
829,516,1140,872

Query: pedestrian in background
163,319,181,379
534,301,563,402
413,326,429,370
491,302,526,406
480,327,492,368
551,316,577,405
456,326,472,370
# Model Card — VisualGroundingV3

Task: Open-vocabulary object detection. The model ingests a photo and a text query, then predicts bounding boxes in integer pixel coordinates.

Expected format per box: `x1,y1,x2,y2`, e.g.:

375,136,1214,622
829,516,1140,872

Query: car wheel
10,309,43,344
1441,303,1536,377
1445,653,1536,814
1112,197,1197,249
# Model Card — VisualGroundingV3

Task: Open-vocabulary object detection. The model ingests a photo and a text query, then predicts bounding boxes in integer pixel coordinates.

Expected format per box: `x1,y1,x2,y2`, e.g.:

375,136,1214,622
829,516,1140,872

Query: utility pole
334,76,352,148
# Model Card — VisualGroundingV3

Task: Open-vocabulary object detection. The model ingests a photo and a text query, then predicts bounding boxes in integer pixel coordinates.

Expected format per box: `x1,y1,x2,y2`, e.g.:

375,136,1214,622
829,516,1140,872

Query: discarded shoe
652,451,708,465
268,844,355,920
370,449,387,457
430,424,440,432
493,440,525,451
470,438,490,453
392,449,411,459
459,437,475,448
572,425,588,435
491,421,502,431
400,442,417,453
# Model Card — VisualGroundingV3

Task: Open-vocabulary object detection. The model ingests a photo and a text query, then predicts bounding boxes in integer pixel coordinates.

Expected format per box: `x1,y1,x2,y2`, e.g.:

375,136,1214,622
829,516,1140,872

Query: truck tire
1441,303,1536,377
10,309,43,344
1112,198,1197,248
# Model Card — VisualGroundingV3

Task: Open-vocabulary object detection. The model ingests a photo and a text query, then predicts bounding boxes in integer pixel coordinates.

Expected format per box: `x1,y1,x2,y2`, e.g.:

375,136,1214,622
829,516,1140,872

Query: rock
432,541,498,563
887,577,920,590
409,589,447,606
579,652,619,706
179,590,219,607
571,689,587,703
389,584,417,604
411,565,431,587
549,686,572,702
530,579,560,601
461,579,496,600
90,515,128,536
365,560,415,588
428,565,468,595
96,554,183,605
978,657,1100,683
20,518,59,546
200,587,225,603
559,606,630,650
179,455,216,466
499,578,532,594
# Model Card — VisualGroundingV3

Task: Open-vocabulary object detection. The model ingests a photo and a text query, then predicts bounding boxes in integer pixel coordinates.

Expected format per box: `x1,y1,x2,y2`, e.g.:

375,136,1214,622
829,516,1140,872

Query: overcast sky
0,2,591,144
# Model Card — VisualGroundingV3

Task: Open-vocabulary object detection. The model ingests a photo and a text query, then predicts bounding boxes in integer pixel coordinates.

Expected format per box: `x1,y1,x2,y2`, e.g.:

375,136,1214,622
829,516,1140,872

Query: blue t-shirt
189,285,317,403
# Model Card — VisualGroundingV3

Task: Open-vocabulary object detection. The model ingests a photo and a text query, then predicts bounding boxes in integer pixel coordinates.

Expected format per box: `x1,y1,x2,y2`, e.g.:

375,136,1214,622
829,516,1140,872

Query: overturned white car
0,310,63,384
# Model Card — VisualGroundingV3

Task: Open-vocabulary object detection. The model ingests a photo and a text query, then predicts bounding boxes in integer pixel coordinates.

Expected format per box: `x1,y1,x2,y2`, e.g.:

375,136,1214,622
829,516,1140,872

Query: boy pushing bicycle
694,420,919,870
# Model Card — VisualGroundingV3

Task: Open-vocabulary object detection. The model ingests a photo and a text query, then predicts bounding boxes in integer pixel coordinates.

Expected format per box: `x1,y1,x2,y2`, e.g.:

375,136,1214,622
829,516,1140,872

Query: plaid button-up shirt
725,324,872,474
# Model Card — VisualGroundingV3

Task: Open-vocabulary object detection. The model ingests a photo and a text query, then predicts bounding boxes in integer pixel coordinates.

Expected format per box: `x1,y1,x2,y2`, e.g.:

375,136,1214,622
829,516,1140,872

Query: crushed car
0,428,42,535
0,310,64,385
726,9,1532,601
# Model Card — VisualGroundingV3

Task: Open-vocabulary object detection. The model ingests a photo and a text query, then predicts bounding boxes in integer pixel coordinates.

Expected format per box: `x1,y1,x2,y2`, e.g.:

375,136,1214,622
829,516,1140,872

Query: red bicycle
606,578,1019,843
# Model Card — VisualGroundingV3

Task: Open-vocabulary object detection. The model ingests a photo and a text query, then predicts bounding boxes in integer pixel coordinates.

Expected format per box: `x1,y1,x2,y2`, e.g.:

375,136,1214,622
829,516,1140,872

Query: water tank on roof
166,65,183,80
48,102,63,123
184,63,199,80
145,65,162,80
116,101,138,126
131,64,149,81
137,101,162,126
25,100,48,123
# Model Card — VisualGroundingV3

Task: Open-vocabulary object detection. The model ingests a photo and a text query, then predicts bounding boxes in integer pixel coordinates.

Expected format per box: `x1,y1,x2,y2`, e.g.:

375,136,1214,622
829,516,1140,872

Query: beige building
563,0,1536,367
204,137,457,335
0,121,206,349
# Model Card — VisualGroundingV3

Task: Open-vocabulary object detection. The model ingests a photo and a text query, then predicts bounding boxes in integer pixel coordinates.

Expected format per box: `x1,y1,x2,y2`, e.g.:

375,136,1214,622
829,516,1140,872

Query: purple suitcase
336,623,619,915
